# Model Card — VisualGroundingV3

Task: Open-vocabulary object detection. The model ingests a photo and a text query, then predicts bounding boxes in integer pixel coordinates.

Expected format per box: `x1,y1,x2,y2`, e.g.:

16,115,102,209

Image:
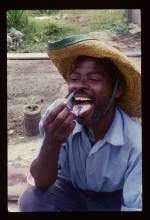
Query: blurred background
7,9,141,52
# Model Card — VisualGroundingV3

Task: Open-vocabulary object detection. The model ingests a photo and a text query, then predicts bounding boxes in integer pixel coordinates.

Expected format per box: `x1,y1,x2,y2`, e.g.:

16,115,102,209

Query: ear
115,85,124,98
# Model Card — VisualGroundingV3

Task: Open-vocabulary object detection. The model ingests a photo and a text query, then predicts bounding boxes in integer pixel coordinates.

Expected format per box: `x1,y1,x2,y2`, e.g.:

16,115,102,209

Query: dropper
66,89,77,111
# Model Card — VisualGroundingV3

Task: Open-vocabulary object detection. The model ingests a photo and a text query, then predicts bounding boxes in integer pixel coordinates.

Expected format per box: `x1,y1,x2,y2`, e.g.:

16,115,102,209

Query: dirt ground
7,59,66,142
7,31,141,211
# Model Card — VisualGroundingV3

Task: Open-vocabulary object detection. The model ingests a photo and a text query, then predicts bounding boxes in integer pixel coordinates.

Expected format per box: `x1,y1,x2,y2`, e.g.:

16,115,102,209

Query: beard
76,101,110,126
90,103,110,124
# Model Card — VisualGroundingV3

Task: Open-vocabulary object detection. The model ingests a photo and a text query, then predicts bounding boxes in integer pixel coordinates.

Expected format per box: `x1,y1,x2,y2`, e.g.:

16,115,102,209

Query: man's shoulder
119,108,141,131
118,108,141,149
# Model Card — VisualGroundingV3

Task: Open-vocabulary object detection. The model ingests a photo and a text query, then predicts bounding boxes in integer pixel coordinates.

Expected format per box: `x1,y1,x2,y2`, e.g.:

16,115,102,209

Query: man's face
68,57,116,126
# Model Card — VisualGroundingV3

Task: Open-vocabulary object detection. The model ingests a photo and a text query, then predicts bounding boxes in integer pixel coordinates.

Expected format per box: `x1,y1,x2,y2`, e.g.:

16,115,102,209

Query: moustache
72,88,95,99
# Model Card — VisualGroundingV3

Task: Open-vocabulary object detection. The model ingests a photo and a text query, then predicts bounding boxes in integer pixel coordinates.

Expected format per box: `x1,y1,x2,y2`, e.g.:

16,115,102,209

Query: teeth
75,97,92,101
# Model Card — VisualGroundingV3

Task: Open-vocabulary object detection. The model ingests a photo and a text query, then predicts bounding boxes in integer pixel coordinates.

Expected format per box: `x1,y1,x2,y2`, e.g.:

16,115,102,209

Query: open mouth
72,96,94,117
73,96,93,104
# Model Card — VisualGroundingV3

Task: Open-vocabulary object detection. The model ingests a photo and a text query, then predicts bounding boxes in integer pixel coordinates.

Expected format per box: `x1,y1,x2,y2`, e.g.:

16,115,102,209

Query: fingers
53,108,75,130
43,100,76,145
44,103,65,129
56,112,75,131
59,120,76,142
44,102,76,133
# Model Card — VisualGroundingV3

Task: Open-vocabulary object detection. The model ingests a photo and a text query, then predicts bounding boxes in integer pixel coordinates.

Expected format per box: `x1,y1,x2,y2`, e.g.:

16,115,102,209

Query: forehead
70,56,121,84
72,57,111,77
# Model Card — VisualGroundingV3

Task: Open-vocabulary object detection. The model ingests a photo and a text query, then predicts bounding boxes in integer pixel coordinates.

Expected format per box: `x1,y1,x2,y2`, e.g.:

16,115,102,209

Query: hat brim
47,36,141,118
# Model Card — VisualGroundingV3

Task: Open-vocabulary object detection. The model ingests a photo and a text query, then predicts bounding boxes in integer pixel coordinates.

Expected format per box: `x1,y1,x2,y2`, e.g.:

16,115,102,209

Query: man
19,35,142,211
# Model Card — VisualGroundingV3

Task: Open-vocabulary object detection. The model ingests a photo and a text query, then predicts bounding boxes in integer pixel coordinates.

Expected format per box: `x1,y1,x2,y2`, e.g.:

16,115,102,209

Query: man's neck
90,107,115,144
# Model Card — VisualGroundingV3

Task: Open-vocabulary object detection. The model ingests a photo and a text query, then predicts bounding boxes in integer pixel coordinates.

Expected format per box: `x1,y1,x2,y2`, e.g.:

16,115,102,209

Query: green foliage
18,17,74,52
83,10,128,34
7,10,28,31
28,10,60,16
44,20,74,38
7,10,129,52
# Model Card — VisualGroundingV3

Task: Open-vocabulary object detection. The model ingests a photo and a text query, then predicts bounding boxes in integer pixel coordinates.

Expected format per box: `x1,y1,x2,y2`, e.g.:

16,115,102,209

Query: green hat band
48,35,97,51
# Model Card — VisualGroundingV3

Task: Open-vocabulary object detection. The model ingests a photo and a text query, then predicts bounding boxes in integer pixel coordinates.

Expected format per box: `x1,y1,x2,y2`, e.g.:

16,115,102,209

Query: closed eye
70,78,80,82
89,78,103,82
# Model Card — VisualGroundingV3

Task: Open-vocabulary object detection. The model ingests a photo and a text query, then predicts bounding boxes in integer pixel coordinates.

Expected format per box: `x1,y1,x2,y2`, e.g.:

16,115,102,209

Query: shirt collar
104,107,125,146
72,120,83,135
72,107,125,146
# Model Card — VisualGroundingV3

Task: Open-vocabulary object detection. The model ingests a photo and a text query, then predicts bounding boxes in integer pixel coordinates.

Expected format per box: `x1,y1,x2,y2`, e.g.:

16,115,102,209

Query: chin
76,117,94,127
78,114,102,127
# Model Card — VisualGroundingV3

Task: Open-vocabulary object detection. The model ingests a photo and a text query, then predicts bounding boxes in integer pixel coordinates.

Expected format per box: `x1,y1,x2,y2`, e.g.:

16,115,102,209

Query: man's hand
43,102,76,147
30,102,76,190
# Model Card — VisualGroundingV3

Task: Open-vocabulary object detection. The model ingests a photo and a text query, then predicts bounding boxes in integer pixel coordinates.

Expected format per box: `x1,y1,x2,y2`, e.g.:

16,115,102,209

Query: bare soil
7,59,67,209
7,59,67,143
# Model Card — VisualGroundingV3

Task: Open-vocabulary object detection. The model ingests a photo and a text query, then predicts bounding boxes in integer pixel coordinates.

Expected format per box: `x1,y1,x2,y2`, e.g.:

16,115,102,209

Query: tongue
72,104,92,116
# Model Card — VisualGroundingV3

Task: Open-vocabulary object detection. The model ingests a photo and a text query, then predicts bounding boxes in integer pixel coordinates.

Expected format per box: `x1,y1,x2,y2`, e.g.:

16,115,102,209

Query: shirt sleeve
121,152,142,211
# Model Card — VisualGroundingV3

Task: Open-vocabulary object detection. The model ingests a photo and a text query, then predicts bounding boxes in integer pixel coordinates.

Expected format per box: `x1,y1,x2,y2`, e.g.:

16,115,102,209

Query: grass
19,17,75,52
83,10,128,33
7,10,129,52
7,10,29,31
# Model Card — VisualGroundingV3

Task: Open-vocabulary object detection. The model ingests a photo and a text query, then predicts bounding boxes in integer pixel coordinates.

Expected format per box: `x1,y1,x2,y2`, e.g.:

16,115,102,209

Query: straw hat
47,35,141,117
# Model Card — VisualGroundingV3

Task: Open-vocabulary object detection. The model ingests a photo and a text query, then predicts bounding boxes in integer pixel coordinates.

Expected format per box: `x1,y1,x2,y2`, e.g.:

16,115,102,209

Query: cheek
68,84,74,93
94,84,112,102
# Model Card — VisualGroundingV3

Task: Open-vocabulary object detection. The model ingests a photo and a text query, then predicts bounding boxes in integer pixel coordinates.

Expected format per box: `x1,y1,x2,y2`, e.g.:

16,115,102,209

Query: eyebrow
70,71,107,78
71,71,103,75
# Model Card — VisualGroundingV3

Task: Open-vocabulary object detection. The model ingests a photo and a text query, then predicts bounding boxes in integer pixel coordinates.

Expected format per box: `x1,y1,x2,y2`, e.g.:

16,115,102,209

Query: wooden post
128,9,141,25
128,9,133,23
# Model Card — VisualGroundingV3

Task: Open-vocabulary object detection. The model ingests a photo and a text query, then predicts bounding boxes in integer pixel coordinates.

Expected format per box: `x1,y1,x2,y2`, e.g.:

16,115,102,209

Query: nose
71,84,89,93
68,77,90,94
73,78,89,90
68,84,88,94
74,84,88,90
